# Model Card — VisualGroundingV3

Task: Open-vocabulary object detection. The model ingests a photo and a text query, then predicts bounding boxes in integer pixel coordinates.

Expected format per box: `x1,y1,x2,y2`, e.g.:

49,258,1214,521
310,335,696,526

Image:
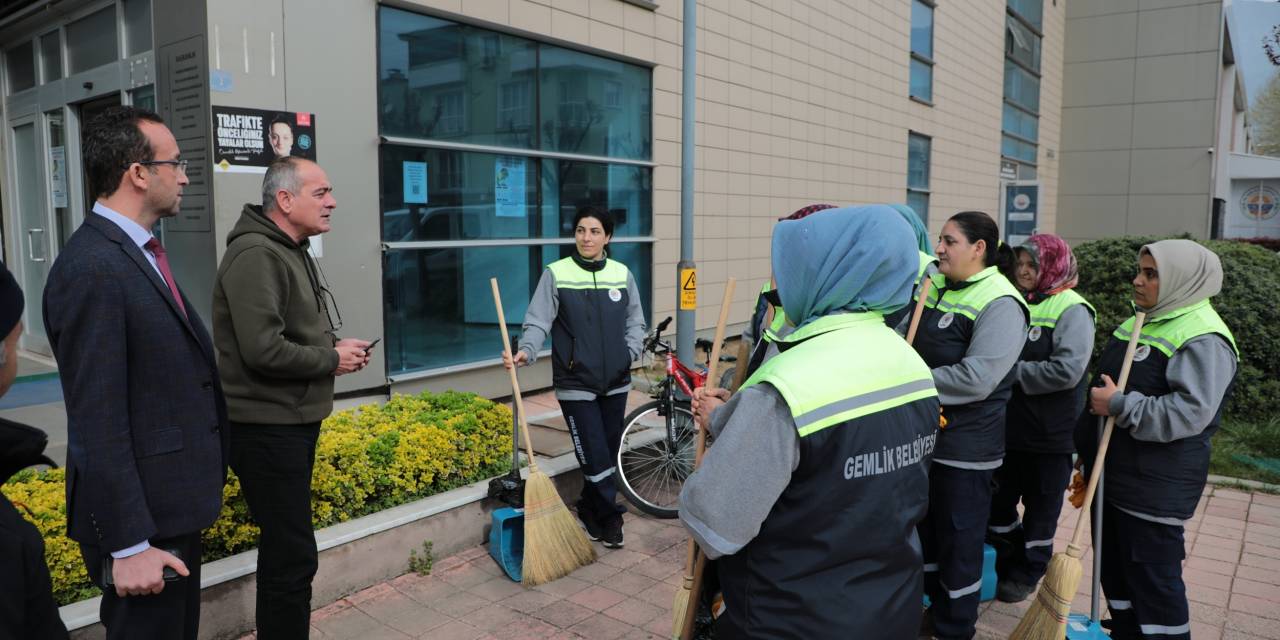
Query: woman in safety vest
902,210,1028,640
986,233,1095,603
503,206,646,549
1078,239,1236,640
683,204,939,639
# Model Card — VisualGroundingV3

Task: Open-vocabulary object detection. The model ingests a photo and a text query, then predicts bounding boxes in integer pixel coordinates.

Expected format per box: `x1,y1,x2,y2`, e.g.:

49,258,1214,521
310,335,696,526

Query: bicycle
616,316,733,518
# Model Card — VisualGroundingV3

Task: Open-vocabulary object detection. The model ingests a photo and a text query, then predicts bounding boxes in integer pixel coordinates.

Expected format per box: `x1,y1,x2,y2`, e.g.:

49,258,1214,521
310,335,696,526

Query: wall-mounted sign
1001,181,1039,247
494,156,526,218
1226,180,1280,238
212,106,317,174
403,161,428,204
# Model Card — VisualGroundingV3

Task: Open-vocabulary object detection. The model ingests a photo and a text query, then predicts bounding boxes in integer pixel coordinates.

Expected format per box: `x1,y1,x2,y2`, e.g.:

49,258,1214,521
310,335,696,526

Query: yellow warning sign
680,268,697,310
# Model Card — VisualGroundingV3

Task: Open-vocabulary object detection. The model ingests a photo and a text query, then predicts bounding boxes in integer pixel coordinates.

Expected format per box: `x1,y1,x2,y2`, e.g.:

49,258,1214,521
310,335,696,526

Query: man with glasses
43,106,226,639
211,156,370,638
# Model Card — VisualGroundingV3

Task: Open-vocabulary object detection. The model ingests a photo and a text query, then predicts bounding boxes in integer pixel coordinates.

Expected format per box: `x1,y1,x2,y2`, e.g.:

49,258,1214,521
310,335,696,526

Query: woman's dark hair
83,106,165,201
948,210,1016,278
573,205,615,237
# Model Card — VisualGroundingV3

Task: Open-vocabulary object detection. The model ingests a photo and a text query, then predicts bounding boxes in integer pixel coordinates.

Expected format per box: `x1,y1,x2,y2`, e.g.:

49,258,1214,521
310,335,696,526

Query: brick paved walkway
238,486,1280,640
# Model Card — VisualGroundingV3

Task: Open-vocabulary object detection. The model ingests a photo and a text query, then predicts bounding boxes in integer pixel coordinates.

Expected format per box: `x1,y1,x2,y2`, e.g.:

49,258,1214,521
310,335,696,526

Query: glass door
10,118,53,355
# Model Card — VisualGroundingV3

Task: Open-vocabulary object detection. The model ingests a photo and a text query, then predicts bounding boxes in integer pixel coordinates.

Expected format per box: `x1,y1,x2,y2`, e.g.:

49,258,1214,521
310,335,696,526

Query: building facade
1,0,1064,398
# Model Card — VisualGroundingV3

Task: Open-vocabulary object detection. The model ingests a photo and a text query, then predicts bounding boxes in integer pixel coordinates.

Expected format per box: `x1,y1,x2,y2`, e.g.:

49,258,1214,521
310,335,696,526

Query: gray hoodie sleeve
1016,303,1096,395
931,297,1027,405
1106,334,1237,443
516,269,558,364
625,271,647,361
679,384,800,560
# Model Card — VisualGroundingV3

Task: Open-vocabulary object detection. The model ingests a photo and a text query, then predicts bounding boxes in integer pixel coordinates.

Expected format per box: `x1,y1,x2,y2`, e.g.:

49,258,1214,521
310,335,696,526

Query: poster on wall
1001,181,1039,247
49,146,67,208
494,156,526,218
1227,180,1280,238
403,161,428,204
212,106,317,173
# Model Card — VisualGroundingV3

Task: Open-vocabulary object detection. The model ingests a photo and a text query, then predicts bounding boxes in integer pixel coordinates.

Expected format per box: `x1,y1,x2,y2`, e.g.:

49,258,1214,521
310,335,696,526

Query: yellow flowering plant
1,390,513,605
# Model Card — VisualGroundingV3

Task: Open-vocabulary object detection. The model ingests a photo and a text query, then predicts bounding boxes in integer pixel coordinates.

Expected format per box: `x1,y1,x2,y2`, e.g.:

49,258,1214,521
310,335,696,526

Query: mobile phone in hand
102,548,183,588
365,338,381,352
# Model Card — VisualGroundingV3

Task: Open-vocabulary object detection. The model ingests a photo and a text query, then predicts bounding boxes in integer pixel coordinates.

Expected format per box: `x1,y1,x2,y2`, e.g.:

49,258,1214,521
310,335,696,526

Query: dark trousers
80,533,202,640
987,451,1072,585
920,463,996,640
1100,502,1190,640
559,394,629,526
230,421,321,640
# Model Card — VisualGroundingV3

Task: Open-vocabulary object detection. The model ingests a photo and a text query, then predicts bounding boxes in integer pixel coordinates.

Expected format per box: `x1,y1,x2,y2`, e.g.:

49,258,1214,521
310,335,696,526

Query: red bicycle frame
665,350,707,398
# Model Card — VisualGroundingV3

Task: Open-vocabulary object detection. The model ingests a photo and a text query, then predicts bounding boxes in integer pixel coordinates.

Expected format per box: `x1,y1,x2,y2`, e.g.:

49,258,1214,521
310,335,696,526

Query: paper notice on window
494,156,526,218
403,161,428,204
50,146,68,208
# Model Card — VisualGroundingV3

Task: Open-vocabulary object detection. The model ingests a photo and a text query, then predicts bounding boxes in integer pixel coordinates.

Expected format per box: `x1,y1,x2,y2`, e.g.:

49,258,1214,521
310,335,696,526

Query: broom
1010,311,1148,640
672,278,737,640
489,278,596,586
905,275,934,345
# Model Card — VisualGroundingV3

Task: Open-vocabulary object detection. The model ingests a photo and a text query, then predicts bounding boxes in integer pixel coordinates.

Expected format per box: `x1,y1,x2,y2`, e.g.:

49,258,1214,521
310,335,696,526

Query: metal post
676,0,696,364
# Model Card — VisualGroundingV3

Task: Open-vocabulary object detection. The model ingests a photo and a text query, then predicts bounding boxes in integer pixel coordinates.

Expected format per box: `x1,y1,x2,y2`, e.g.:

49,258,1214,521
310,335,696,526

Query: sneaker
601,518,624,549
995,578,1036,603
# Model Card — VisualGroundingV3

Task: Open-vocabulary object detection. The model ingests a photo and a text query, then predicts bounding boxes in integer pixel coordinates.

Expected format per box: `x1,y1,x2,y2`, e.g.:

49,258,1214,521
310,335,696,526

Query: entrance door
77,94,121,213
10,118,53,355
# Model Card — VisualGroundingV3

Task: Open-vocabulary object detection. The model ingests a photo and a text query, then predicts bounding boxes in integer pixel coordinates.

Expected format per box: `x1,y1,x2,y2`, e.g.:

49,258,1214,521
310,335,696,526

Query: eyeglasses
138,159,189,174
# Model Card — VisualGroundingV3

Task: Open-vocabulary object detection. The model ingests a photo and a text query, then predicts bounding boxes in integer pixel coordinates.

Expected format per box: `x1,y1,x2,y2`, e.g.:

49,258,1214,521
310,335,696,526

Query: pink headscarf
1021,233,1079,298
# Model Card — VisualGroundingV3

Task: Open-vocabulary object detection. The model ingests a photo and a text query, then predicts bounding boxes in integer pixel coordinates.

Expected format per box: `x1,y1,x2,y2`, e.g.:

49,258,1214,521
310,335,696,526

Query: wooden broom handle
905,276,933,346
679,278,737,640
490,278,538,470
1069,311,1148,548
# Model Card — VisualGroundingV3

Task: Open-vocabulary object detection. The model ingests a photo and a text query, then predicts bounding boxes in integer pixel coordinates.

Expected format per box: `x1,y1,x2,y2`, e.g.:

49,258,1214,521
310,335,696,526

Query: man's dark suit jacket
43,212,228,553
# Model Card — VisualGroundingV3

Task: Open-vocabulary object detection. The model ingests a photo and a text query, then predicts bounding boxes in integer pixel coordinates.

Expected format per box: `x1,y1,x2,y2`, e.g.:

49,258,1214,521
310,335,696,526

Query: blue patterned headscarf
771,204,918,328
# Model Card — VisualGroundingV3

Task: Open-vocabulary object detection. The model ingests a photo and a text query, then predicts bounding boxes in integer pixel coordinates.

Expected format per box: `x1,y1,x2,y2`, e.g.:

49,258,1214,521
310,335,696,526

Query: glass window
5,40,35,93
910,1,934,59
1003,60,1040,112
1006,16,1041,72
541,159,652,238
539,45,651,160
381,147,536,241
906,192,929,225
378,7,536,148
39,32,61,83
1002,103,1038,142
909,1,934,102
383,243,651,375
130,85,156,112
123,0,153,56
907,133,930,190
1002,135,1037,164
378,6,653,376
67,6,118,74
1008,0,1043,30
910,59,932,102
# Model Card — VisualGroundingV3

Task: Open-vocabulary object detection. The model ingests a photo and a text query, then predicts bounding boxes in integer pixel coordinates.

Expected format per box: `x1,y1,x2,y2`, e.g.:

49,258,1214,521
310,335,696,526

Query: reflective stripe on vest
742,313,938,437
546,257,629,290
923,265,1029,321
1029,289,1096,328
917,251,936,281
1112,299,1238,359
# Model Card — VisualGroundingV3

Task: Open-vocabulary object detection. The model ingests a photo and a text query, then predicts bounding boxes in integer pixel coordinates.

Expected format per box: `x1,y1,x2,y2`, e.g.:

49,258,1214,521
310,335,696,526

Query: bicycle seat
695,338,713,352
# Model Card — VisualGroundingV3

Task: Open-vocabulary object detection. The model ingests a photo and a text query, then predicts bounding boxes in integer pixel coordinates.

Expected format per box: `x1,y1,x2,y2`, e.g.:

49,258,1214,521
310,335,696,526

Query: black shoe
578,511,605,541
995,578,1036,603
601,518,624,549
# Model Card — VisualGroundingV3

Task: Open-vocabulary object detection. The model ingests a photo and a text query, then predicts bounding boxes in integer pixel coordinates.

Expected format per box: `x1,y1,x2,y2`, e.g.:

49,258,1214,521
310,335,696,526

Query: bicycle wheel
616,400,698,518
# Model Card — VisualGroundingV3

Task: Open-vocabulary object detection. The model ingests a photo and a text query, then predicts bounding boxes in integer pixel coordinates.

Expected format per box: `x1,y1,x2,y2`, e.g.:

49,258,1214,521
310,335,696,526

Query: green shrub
1074,236,1280,422
2,390,513,605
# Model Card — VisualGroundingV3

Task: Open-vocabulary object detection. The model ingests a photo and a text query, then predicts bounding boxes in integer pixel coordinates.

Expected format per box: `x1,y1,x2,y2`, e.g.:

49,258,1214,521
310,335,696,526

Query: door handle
27,228,46,262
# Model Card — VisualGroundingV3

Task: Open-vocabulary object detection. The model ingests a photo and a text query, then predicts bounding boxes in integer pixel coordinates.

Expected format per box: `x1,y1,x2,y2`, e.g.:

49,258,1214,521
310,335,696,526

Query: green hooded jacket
212,204,339,424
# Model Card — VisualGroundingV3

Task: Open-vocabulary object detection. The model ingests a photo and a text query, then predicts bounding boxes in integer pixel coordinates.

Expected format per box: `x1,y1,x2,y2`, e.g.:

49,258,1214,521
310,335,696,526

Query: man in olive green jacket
211,156,370,638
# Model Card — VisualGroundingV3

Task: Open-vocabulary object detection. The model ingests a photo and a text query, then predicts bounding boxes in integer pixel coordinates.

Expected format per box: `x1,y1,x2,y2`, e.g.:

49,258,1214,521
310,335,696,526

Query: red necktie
144,238,188,318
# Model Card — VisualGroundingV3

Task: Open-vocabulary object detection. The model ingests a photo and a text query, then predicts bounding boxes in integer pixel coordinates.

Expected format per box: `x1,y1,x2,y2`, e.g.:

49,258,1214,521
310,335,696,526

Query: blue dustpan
488,506,524,582
1066,613,1108,639
923,543,998,607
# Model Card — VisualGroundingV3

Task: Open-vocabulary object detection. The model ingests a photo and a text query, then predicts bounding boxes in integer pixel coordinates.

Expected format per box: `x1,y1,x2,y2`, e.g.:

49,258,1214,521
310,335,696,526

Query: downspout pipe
676,0,696,364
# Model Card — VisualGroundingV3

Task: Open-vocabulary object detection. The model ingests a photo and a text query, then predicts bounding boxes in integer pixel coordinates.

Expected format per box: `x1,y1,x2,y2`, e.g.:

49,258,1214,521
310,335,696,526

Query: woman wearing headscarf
985,234,1096,603
681,205,940,639
1077,240,1237,640
883,203,938,329
899,210,1028,640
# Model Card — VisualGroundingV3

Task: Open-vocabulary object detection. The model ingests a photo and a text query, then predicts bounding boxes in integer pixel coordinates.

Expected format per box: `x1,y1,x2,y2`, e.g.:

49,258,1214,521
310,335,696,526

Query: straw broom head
489,278,596,586
672,278,737,639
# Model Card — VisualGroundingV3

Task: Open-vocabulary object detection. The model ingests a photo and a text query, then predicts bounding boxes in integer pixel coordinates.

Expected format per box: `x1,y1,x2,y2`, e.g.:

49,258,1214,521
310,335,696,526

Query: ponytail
993,241,1017,283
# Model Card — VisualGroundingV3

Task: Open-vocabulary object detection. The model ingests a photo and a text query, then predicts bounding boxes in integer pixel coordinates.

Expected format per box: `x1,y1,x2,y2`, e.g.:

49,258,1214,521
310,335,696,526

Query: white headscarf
1139,239,1222,317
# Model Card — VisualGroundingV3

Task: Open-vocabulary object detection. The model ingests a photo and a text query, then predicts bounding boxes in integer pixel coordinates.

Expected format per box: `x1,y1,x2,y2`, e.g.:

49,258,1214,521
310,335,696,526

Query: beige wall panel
1062,59,1136,108
1068,0,1139,20
1065,13,1138,64
1127,194,1212,236
1059,151,1133,196
1131,100,1217,149
1128,148,1213,195
1057,195,1131,241
1135,3,1222,58
1060,105,1135,152
1133,51,1219,103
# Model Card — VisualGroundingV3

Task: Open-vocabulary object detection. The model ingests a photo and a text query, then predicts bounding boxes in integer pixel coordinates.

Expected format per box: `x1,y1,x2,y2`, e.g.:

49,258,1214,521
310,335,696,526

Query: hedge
2,390,514,606
1073,236,1280,423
